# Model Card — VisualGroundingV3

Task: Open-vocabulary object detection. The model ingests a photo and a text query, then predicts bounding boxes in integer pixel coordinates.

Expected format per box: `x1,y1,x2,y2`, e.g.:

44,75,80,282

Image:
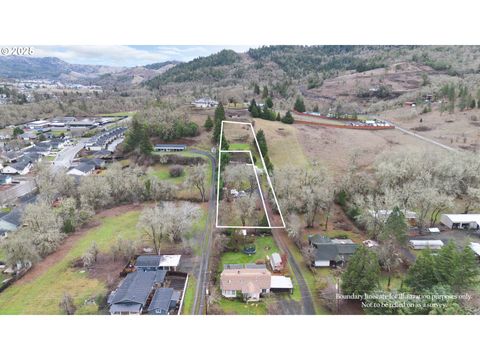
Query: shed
269,252,283,272
440,214,480,230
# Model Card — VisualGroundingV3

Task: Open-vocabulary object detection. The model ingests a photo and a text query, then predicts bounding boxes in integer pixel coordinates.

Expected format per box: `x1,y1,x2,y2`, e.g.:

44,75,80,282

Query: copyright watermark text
1,47,35,56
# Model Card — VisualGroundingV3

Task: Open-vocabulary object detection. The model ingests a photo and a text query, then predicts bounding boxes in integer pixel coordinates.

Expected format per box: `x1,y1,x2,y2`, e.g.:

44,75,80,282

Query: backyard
0,202,207,315
215,235,303,314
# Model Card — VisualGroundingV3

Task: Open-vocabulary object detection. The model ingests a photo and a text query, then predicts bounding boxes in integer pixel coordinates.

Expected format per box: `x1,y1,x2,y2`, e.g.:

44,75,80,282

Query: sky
31,45,253,67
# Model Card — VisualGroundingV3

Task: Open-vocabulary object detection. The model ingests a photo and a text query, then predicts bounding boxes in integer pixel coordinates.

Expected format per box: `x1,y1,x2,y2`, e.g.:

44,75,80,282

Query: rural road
383,119,459,153
190,148,217,315
263,199,317,315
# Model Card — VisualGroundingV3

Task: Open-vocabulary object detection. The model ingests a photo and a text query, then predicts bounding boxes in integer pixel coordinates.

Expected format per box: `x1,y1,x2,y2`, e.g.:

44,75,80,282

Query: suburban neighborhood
1,44,480,323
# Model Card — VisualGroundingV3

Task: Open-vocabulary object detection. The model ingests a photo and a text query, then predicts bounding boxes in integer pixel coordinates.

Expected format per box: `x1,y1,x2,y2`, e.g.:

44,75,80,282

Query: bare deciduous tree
186,164,208,202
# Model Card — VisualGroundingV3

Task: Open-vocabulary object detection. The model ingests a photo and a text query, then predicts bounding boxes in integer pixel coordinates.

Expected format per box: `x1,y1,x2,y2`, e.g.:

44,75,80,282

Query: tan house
220,268,272,302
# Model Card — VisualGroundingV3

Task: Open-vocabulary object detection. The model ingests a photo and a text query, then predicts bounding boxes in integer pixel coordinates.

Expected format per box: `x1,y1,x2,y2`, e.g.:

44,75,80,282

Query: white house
440,214,480,230
409,239,444,250
67,162,96,176
2,161,32,175
191,98,218,108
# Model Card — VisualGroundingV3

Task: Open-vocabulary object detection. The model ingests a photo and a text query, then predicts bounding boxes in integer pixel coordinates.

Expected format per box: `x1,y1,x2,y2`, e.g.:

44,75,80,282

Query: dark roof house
147,288,181,315
309,235,359,268
108,270,167,315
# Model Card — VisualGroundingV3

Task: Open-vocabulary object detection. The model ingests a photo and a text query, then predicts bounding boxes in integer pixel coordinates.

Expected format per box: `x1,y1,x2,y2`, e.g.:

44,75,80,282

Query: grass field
150,164,188,184
0,203,207,315
0,210,141,314
217,297,267,315
254,119,309,169
219,236,279,269
229,143,251,151
182,275,196,315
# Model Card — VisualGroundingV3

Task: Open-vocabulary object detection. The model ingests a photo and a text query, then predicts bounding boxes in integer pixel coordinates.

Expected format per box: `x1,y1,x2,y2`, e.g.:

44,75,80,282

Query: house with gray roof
0,208,23,236
67,161,96,176
108,270,167,315
308,234,359,268
147,288,181,315
2,159,32,175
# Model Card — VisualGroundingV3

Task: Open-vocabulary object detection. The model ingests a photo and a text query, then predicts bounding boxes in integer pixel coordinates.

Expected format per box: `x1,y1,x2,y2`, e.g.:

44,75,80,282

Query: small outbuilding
440,214,480,230
409,239,444,250
269,252,283,272
154,144,187,152
270,276,293,294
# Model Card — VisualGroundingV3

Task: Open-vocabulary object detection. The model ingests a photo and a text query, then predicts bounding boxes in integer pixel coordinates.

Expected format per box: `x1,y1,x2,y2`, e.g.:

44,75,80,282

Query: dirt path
16,203,144,285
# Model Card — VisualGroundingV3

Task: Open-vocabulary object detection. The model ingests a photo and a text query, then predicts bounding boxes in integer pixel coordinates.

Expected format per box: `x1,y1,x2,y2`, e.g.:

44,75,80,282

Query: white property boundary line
215,120,286,229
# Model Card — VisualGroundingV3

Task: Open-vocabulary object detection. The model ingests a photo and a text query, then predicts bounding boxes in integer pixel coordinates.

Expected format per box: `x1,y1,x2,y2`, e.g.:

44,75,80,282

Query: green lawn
182,275,196,315
0,203,208,315
229,143,251,151
152,150,213,186
217,297,267,315
150,164,188,184
0,210,142,314
219,236,279,269
217,236,306,314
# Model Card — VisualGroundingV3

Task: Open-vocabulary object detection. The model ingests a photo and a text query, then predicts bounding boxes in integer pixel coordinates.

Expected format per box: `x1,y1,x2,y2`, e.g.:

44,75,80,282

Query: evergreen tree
265,97,273,109
341,247,380,295
455,246,480,289
248,99,258,112
124,117,152,155
405,250,438,292
379,206,408,245
281,110,294,124
212,103,226,144
262,85,269,99
293,96,306,112
264,155,274,173
276,112,282,121
13,127,24,136
204,115,214,131
253,83,260,95
214,102,225,122
256,129,268,156
221,134,230,150
313,104,319,113
435,242,458,286
251,104,260,118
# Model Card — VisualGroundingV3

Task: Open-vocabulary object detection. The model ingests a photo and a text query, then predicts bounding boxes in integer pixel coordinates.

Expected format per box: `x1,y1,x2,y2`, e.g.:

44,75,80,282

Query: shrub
169,165,184,178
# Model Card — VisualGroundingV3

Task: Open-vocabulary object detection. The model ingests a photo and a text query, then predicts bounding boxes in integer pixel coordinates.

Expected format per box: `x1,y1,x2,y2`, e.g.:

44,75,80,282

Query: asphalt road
52,139,87,172
263,200,316,315
190,148,217,315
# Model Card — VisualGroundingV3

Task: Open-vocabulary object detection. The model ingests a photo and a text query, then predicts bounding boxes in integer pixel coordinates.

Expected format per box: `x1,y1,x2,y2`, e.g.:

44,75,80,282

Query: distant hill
0,56,124,81
0,57,179,86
